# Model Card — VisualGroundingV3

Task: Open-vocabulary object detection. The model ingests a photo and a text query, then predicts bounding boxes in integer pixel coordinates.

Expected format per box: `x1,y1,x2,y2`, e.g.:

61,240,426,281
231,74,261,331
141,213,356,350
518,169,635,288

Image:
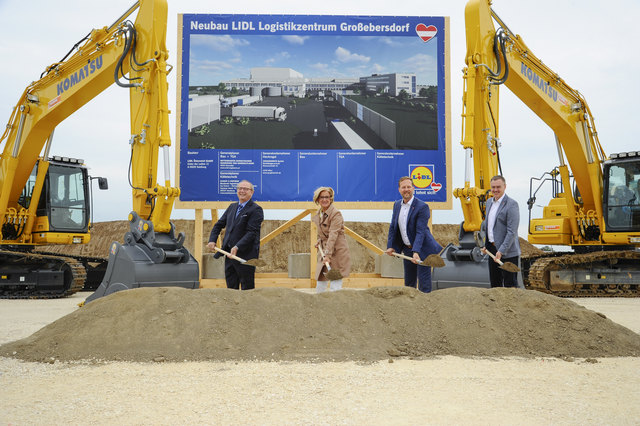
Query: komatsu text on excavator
0,0,199,300
433,0,640,296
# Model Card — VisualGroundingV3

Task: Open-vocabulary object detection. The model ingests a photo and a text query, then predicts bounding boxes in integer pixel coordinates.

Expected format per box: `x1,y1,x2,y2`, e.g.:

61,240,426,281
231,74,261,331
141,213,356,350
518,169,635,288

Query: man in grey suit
481,175,520,287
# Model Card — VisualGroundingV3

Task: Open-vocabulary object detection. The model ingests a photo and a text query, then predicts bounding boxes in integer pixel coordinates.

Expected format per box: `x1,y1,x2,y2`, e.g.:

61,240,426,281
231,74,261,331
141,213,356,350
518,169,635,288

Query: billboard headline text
190,20,412,34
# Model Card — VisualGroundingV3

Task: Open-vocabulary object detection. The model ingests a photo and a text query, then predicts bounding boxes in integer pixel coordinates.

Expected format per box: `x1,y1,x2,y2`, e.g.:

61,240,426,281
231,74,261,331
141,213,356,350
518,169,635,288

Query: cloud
401,53,437,74
379,36,403,47
190,34,250,51
282,35,309,45
370,63,386,73
334,46,370,64
309,63,330,72
191,59,234,73
264,51,291,65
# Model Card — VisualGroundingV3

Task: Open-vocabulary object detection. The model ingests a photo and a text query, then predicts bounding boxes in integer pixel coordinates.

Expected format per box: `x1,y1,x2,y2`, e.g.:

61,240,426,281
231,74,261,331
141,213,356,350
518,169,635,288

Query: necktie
235,203,244,218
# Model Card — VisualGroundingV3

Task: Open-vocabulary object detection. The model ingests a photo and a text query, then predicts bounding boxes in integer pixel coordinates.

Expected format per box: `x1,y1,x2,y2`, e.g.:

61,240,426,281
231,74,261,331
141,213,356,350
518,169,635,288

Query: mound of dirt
37,220,543,273
2,287,639,363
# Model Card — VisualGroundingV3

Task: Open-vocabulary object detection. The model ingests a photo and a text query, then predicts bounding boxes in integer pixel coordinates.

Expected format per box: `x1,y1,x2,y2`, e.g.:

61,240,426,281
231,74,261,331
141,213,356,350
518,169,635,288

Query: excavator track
0,249,86,299
526,250,640,297
35,251,108,291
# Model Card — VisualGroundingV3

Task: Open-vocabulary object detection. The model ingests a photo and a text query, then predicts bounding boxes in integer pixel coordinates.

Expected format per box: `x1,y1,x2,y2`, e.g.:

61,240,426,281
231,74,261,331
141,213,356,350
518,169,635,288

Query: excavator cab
15,157,100,245
603,152,640,232
9,157,92,241
44,161,90,233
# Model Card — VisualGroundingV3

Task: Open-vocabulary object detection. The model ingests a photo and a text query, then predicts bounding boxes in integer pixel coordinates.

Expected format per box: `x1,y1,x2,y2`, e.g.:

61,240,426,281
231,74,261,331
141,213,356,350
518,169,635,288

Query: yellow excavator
0,0,199,300
433,0,640,295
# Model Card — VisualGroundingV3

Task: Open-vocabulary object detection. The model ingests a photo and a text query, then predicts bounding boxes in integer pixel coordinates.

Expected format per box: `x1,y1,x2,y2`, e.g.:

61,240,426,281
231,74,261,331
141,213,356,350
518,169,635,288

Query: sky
188,30,439,85
1,0,639,243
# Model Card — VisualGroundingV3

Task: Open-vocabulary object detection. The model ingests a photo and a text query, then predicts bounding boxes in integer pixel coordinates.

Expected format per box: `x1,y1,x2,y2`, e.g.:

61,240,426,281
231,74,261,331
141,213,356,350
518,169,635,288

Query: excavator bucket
431,224,523,290
431,243,492,289
85,213,199,303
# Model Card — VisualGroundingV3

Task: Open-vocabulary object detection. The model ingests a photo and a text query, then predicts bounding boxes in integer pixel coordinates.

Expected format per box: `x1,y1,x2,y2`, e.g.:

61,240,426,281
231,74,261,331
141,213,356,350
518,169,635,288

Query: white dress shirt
486,194,504,244
398,196,414,246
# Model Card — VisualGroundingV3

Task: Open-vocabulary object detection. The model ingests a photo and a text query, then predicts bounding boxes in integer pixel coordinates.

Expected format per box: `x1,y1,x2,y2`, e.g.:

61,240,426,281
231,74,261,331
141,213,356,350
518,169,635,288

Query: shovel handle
391,251,424,264
212,246,247,264
484,249,504,266
391,251,434,267
391,251,413,262
317,244,332,271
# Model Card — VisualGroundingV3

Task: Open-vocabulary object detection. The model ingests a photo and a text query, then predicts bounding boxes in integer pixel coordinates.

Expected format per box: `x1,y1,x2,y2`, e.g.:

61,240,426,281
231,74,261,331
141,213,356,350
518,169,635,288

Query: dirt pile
37,220,543,273
2,286,639,363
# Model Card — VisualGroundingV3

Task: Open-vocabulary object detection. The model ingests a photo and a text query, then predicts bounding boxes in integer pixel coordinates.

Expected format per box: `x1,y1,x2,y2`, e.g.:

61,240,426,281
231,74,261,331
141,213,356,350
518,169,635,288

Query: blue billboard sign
177,14,449,203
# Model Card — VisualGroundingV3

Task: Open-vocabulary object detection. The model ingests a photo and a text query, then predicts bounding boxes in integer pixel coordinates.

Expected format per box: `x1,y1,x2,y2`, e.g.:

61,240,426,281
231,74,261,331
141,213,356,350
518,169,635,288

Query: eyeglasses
237,187,253,192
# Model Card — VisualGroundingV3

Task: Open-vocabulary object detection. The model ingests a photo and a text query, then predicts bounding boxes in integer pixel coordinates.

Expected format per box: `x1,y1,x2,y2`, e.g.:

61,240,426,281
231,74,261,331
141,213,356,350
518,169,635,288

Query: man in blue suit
208,180,264,290
481,175,521,287
386,176,442,293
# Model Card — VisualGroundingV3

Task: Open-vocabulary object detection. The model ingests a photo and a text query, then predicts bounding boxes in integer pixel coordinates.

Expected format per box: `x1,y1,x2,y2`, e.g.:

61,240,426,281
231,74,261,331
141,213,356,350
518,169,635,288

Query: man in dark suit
481,175,521,287
207,180,264,290
385,176,442,293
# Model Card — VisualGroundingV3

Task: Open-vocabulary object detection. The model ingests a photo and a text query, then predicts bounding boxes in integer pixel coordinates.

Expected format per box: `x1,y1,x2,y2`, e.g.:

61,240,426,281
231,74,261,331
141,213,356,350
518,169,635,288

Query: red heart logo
430,182,442,192
415,24,437,43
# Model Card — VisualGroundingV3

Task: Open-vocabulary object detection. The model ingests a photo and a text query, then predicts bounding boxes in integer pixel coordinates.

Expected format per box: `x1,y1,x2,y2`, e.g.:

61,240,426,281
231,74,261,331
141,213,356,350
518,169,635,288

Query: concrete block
288,253,310,278
377,254,404,278
202,254,225,279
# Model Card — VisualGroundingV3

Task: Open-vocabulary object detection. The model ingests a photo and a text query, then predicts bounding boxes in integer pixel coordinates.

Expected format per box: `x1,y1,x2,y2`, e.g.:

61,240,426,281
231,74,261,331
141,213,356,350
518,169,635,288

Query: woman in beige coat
311,187,351,292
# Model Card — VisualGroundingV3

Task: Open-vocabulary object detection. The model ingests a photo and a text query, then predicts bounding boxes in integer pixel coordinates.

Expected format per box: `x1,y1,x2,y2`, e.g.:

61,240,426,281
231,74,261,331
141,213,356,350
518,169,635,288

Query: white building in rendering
223,68,358,97
359,73,417,97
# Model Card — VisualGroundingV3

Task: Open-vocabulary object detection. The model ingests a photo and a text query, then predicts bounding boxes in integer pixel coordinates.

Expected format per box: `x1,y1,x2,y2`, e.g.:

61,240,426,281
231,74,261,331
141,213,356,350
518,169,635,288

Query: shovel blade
244,258,266,267
499,262,520,273
326,269,343,281
422,254,445,268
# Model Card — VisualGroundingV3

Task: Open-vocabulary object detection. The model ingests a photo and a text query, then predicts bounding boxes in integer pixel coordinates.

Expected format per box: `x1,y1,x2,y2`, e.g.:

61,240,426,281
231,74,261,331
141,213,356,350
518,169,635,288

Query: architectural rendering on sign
178,14,449,204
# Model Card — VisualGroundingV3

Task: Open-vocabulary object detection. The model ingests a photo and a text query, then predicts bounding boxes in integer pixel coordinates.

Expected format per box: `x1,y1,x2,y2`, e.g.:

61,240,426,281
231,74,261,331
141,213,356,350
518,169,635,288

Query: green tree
425,86,437,103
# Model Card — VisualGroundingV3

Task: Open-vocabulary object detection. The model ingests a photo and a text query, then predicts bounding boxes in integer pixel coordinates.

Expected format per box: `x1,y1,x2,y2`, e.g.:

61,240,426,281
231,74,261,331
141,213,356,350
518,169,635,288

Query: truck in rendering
237,95,261,106
220,95,249,108
231,106,287,122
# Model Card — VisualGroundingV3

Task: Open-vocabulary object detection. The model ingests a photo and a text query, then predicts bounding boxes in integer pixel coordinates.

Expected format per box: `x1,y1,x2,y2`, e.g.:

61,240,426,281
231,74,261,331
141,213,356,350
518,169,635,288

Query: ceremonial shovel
391,251,444,267
317,245,343,281
213,246,266,267
485,250,520,272
423,249,446,268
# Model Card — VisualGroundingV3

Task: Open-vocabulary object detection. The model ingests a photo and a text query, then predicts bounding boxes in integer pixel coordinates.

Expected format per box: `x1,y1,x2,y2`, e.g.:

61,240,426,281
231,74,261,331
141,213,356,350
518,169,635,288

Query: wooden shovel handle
484,249,504,265
391,251,420,263
213,246,247,263
317,244,332,270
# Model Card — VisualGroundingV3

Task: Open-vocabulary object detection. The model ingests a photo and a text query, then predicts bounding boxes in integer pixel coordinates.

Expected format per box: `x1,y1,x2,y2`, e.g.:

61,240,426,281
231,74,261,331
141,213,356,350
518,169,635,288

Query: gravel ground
1,291,640,425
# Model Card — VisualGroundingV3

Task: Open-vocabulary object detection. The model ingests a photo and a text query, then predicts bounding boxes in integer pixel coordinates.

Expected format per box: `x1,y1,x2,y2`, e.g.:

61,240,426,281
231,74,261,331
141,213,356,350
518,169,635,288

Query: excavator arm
454,0,607,245
0,0,199,300
434,0,640,294
0,0,177,236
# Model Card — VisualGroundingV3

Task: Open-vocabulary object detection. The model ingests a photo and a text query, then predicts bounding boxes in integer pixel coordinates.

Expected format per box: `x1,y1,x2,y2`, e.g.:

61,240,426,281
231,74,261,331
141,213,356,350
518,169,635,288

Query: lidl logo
410,166,433,188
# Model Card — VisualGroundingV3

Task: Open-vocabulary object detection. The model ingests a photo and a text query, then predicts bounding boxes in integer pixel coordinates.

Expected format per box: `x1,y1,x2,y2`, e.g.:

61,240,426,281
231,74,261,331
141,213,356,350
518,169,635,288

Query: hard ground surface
2,287,640,362
1,290,639,424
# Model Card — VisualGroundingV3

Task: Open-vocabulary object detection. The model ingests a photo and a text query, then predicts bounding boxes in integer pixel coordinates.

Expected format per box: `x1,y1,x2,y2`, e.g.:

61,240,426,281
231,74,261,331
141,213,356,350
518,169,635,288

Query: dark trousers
485,242,518,288
402,245,432,293
224,258,255,290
